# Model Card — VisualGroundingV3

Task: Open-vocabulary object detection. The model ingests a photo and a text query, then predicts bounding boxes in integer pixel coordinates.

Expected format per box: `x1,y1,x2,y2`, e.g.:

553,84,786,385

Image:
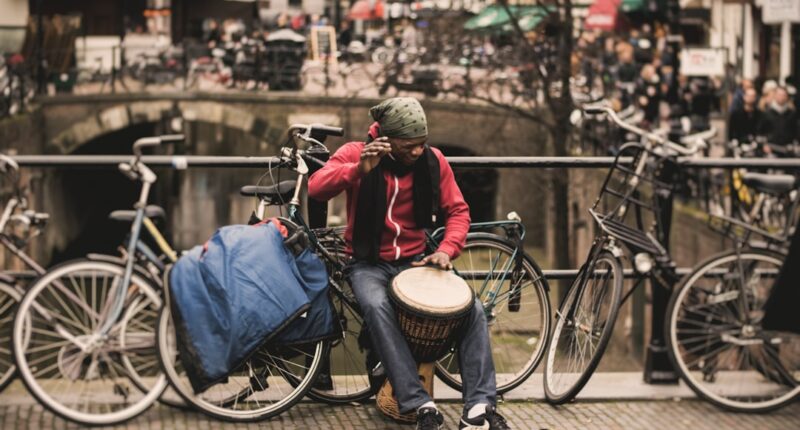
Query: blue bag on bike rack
274,246,337,344
168,221,334,393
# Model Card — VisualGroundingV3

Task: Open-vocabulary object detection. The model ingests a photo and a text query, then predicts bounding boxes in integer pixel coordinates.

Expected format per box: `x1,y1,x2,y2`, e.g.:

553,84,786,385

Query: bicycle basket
591,142,677,256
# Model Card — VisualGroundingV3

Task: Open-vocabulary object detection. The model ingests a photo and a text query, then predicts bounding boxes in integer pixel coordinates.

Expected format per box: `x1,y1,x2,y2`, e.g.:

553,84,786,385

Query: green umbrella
620,0,646,13
513,7,548,32
464,5,549,32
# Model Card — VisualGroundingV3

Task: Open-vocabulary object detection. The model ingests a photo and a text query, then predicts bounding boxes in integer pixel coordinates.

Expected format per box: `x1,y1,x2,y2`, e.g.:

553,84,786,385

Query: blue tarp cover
168,222,335,393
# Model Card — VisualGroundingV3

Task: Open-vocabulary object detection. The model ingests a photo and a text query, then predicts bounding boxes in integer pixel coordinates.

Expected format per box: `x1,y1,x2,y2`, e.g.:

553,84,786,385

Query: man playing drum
308,97,511,430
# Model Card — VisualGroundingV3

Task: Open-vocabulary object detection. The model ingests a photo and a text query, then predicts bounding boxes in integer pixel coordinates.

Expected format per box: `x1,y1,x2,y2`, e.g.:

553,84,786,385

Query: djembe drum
376,267,474,422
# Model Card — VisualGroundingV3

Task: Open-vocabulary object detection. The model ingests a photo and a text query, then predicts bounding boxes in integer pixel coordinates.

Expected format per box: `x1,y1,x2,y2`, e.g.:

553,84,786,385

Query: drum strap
353,130,440,263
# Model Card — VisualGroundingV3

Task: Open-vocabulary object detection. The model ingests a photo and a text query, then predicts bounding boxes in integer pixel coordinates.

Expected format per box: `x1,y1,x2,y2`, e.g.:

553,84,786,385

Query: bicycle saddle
742,172,799,195
240,180,296,205
108,205,167,222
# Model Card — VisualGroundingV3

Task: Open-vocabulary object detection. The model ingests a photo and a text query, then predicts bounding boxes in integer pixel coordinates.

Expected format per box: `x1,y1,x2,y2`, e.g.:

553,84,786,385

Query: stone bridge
29,92,547,157
1,92,554,266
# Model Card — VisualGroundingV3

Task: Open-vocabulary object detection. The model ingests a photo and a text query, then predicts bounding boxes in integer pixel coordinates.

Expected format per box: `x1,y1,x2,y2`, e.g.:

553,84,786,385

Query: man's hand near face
358,137,392,175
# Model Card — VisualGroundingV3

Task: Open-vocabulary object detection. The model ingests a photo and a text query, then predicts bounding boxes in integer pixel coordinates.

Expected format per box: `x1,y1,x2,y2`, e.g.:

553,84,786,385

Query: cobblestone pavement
1,396,798,430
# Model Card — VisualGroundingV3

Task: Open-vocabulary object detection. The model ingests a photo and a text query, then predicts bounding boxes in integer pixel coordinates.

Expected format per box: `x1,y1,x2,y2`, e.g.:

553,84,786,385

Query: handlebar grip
583,107,607,115
310,124,344,137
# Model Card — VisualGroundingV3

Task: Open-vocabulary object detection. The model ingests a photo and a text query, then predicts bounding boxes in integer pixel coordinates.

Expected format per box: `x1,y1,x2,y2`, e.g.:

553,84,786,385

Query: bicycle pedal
113,382,131,400
314,372,334,391
249,373,269,392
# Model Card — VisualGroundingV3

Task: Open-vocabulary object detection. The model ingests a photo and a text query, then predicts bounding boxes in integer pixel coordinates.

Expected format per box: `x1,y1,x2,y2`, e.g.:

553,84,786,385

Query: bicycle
543,104,702,404
236,124,551,404
153,124,346,422
10,135,184,425
0,153,189,412
0,155,50,393
728,139,798,233
666,171,800,412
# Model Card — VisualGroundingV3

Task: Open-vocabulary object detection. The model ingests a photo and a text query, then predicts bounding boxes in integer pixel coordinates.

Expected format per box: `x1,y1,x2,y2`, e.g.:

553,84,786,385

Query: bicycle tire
543,248,623,404
156,303,328,422
666,248,800,413
12,260,166,425
434,233,551,394
0,281,21,393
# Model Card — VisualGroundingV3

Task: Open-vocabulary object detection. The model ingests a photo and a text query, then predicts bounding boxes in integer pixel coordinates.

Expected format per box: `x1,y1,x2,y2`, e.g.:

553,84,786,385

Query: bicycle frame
97,134,182,336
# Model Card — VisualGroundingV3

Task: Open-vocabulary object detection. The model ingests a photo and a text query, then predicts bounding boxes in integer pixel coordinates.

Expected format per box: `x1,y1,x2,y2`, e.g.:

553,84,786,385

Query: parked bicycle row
1,109,798,426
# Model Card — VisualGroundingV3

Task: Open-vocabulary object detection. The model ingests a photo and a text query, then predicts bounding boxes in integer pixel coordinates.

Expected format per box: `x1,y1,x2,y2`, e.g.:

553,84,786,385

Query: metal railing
5,153,799,383
11,154,800,169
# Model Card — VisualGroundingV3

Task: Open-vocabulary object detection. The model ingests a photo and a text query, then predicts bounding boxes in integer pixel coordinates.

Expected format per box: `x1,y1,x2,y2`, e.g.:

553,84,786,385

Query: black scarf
352,145,440,263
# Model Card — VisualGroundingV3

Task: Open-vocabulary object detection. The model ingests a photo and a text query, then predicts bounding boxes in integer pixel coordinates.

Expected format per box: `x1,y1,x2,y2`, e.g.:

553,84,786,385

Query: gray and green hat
369,97,428,139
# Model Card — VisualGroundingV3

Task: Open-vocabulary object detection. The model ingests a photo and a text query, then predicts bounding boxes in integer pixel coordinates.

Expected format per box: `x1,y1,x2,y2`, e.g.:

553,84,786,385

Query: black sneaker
486,406,511,430
459,406,511,430
416,407,444,430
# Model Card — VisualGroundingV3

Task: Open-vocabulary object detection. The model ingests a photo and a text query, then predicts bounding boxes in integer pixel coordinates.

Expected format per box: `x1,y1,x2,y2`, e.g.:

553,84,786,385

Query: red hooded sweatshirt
308,135,470,262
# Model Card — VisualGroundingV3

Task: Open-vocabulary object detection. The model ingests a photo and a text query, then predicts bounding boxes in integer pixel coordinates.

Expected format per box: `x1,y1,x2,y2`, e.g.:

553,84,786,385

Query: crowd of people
575,25,722,137
728,80,799,151
572,23,799,154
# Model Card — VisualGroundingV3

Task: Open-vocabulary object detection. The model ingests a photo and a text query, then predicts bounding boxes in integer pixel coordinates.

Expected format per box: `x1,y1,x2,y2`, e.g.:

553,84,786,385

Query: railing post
644,161,679,384
111,45,117,94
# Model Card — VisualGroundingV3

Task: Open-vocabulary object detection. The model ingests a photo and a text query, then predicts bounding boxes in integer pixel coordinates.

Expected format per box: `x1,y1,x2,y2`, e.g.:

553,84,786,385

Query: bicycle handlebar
132,134,184,157
582,105,700,155
680,128,716,148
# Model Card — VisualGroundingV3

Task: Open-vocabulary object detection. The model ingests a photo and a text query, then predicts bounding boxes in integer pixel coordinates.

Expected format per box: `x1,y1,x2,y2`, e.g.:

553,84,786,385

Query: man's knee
358,292,394,320
348,269,394,319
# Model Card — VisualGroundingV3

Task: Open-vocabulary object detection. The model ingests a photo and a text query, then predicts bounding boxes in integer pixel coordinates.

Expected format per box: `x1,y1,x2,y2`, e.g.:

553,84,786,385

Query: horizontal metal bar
543,267,778,279
678,157,800,169
7,266,779,281
9,155,800,169
11,155,283,168
446,156,625,168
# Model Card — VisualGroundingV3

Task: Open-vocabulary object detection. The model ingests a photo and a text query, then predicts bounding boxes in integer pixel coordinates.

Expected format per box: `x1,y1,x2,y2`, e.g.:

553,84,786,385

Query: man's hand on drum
358,137,392,175
412,251,453,270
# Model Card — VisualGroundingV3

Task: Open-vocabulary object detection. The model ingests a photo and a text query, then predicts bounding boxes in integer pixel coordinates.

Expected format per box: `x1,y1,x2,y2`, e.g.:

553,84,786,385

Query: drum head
390,267,473,317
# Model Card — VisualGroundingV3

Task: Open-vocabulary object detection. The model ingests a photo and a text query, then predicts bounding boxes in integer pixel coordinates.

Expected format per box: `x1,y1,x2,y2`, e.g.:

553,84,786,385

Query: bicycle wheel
435,233,551,394
12,260,166,425
157,305,327,422
304,280,376,404
667,248,800,412
543,247,623,404
0,281,21,392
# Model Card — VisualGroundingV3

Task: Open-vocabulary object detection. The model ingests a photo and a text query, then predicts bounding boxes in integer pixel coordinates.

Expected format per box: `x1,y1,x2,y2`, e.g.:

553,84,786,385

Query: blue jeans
347,259,497,414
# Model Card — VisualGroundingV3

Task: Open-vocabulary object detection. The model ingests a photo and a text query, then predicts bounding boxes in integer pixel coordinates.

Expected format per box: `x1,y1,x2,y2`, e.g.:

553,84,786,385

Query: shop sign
763,0,800,24
680,48,726,76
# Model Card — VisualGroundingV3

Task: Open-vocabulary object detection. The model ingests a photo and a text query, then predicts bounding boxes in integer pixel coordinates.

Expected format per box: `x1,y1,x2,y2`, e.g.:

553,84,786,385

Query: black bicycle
666,170,800,412
543,104,702,404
